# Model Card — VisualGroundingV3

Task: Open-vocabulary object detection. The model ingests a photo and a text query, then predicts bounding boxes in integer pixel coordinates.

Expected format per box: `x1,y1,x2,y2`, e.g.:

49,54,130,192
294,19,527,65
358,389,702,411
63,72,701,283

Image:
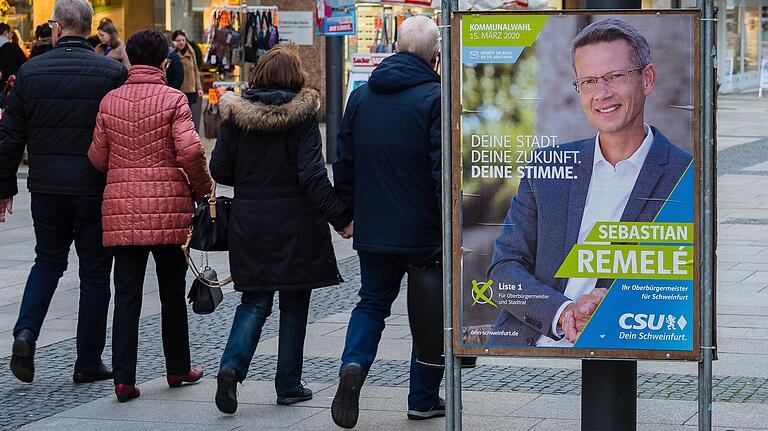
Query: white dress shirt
537,125,654,347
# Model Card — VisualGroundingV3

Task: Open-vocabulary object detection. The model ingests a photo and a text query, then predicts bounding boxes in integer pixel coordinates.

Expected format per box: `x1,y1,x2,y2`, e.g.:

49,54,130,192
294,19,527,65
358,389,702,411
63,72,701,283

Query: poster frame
450,9,703,361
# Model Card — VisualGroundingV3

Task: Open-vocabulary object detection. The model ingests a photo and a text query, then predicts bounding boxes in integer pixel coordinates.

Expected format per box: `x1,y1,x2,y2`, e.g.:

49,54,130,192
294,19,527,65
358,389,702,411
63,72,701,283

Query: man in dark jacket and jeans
330,16,444,429
0,0,127,383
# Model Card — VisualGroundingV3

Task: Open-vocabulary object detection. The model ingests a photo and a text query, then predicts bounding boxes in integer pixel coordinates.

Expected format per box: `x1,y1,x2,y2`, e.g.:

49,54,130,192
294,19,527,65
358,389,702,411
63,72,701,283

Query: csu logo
471,280,497,308
619,313,688,330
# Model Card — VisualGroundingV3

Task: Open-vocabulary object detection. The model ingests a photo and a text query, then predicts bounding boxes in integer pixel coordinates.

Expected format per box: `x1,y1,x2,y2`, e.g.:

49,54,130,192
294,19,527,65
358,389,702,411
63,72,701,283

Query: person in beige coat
172,29,204,130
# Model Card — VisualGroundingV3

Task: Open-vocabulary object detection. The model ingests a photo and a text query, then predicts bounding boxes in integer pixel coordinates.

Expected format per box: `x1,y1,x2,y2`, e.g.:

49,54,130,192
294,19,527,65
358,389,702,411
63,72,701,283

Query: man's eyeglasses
47,20,59,29
572,66,646,94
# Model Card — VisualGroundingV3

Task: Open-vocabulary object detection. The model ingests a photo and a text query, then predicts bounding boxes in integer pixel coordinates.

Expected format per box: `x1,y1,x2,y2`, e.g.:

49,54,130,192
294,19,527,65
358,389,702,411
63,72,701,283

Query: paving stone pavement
3,254,768,430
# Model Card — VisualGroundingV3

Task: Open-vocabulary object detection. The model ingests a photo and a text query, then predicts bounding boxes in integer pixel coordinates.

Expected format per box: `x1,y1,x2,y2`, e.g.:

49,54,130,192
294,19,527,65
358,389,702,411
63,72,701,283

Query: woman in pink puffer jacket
88,29,213,403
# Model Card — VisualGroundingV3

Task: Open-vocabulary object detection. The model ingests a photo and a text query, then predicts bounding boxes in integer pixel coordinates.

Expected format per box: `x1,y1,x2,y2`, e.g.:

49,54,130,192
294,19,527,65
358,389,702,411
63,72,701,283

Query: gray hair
570,18,652,73
396,16,439,64
53,0,93,36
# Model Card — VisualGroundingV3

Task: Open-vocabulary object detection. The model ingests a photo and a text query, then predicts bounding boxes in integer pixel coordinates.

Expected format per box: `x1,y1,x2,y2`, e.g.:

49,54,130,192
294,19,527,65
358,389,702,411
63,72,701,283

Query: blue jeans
220,289,311,397
13,193,112,371
341,251,444,410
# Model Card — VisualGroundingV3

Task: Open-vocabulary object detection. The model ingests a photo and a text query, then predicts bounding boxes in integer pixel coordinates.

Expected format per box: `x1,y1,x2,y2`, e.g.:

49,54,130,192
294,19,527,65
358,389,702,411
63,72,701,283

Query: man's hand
559,306,579,342
558,288,608,342
573,288,607,332
0,197,13,222
337,222,353,239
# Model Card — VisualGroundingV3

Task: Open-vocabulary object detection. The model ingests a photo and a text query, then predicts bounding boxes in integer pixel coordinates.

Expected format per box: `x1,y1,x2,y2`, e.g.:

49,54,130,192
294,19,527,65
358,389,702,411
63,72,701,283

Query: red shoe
115,384,140,402
167,364,204,388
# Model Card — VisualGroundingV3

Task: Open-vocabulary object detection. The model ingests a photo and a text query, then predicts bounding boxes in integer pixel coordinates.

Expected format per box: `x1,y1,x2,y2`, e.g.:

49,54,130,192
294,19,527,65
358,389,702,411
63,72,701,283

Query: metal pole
698,0,715,429
579,3,639,431
449,1,462,427
325,36,345,164
441,0,458,430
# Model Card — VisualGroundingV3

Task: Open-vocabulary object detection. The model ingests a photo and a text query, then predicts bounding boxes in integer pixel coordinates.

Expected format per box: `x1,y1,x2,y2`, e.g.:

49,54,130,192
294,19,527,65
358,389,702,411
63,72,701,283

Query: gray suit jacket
486,127,693,346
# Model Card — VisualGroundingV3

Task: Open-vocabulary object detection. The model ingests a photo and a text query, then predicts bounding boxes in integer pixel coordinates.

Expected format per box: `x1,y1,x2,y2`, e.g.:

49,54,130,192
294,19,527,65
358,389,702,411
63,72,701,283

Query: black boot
10,329,35,383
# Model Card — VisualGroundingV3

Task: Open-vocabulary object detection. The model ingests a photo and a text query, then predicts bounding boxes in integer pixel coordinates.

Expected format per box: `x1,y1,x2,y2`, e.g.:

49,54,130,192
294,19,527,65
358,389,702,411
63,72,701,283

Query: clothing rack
205,4,279,92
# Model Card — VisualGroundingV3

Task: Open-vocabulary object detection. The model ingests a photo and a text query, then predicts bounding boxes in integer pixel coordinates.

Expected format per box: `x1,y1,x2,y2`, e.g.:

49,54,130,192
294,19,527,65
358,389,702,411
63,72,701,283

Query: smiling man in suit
486,18,693,347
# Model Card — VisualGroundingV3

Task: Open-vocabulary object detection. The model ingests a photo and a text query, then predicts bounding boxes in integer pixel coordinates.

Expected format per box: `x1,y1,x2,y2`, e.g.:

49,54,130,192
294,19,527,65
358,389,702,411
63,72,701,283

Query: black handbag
187,266,224,314
182,183,233,310
189,183,231,251
203,102,222,139
407,250,477,368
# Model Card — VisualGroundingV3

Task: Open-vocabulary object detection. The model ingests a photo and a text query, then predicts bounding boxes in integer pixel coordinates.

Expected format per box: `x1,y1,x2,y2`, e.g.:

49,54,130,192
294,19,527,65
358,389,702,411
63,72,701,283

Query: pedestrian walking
95,18,130,68
172,30,204,130
0,23,27,87
0,0,127,384
87,29,213,402
210,44,353,415
30,24,54,58
330,16,445,429
163,30,184,90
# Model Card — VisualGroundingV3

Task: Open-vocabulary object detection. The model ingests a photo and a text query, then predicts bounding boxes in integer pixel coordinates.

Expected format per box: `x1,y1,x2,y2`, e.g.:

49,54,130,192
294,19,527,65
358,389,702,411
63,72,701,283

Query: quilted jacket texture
0,37,127,199
88,65,213,247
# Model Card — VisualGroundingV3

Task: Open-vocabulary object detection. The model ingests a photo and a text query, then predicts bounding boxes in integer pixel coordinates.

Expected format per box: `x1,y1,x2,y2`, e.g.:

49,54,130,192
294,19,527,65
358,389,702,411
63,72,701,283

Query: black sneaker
10,329,35,383
331,363,364,429
276,385,313,405
215,368,238,414
407,397,446,420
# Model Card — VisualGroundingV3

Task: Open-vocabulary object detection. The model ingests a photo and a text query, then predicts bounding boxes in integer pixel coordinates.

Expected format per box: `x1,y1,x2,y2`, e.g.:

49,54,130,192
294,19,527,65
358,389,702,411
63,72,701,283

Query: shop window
762,6,768,61
726,6,741,75
6,0,33,48
745,6,759,72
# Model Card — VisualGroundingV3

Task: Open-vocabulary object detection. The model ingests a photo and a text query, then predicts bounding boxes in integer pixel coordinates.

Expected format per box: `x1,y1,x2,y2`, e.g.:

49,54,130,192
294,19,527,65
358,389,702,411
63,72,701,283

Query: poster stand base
581,359,637,431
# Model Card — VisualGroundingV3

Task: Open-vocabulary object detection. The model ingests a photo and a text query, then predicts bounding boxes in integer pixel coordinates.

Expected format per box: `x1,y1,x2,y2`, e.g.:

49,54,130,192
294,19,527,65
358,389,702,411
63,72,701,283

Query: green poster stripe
584,222,694,244
462,15,549,47
555,244,694,280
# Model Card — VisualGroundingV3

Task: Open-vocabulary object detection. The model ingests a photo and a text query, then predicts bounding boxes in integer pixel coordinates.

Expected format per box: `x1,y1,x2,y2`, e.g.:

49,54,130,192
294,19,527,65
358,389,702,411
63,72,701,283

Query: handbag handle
208,182,218,219
182,230,233,288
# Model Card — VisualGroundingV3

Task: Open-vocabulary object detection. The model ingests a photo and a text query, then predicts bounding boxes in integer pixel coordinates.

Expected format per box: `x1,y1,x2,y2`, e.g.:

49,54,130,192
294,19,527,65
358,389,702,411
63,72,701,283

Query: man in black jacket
0,0,127,384
0,23,27,87
330,16,444,429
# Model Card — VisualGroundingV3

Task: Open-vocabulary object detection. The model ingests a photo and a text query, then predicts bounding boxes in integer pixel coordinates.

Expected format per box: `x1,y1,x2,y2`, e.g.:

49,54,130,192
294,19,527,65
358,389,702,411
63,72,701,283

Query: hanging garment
267,11,279,49
244,11,260,63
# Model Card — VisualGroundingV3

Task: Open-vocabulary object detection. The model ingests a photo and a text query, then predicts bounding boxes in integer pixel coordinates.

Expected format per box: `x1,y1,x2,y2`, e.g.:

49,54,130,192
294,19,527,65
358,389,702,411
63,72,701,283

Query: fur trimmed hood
218,87,320,132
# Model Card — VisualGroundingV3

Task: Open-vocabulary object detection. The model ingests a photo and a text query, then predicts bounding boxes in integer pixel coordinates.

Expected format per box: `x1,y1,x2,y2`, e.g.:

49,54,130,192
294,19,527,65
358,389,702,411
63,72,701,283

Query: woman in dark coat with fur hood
210,45,353,415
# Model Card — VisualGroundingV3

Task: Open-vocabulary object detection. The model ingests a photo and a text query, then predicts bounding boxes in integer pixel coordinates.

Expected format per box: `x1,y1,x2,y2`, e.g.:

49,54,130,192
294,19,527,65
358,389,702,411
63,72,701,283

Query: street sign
451,10,704,361
316,0,357,36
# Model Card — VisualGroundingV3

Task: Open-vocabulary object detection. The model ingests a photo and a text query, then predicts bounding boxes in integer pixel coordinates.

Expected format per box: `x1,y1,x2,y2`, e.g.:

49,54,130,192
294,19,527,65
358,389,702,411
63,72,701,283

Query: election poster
452,11,702,360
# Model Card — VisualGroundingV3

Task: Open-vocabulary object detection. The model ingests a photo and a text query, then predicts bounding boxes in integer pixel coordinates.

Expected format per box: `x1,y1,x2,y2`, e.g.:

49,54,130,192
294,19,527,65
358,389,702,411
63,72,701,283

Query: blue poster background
574,163,695,350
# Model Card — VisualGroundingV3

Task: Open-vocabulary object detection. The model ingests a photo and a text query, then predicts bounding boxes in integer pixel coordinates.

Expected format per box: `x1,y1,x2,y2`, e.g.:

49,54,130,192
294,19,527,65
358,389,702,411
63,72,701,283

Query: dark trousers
13,193,112,372
220,289,311,397
341,251,445,410
112,245,191,385
186,93,201,133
